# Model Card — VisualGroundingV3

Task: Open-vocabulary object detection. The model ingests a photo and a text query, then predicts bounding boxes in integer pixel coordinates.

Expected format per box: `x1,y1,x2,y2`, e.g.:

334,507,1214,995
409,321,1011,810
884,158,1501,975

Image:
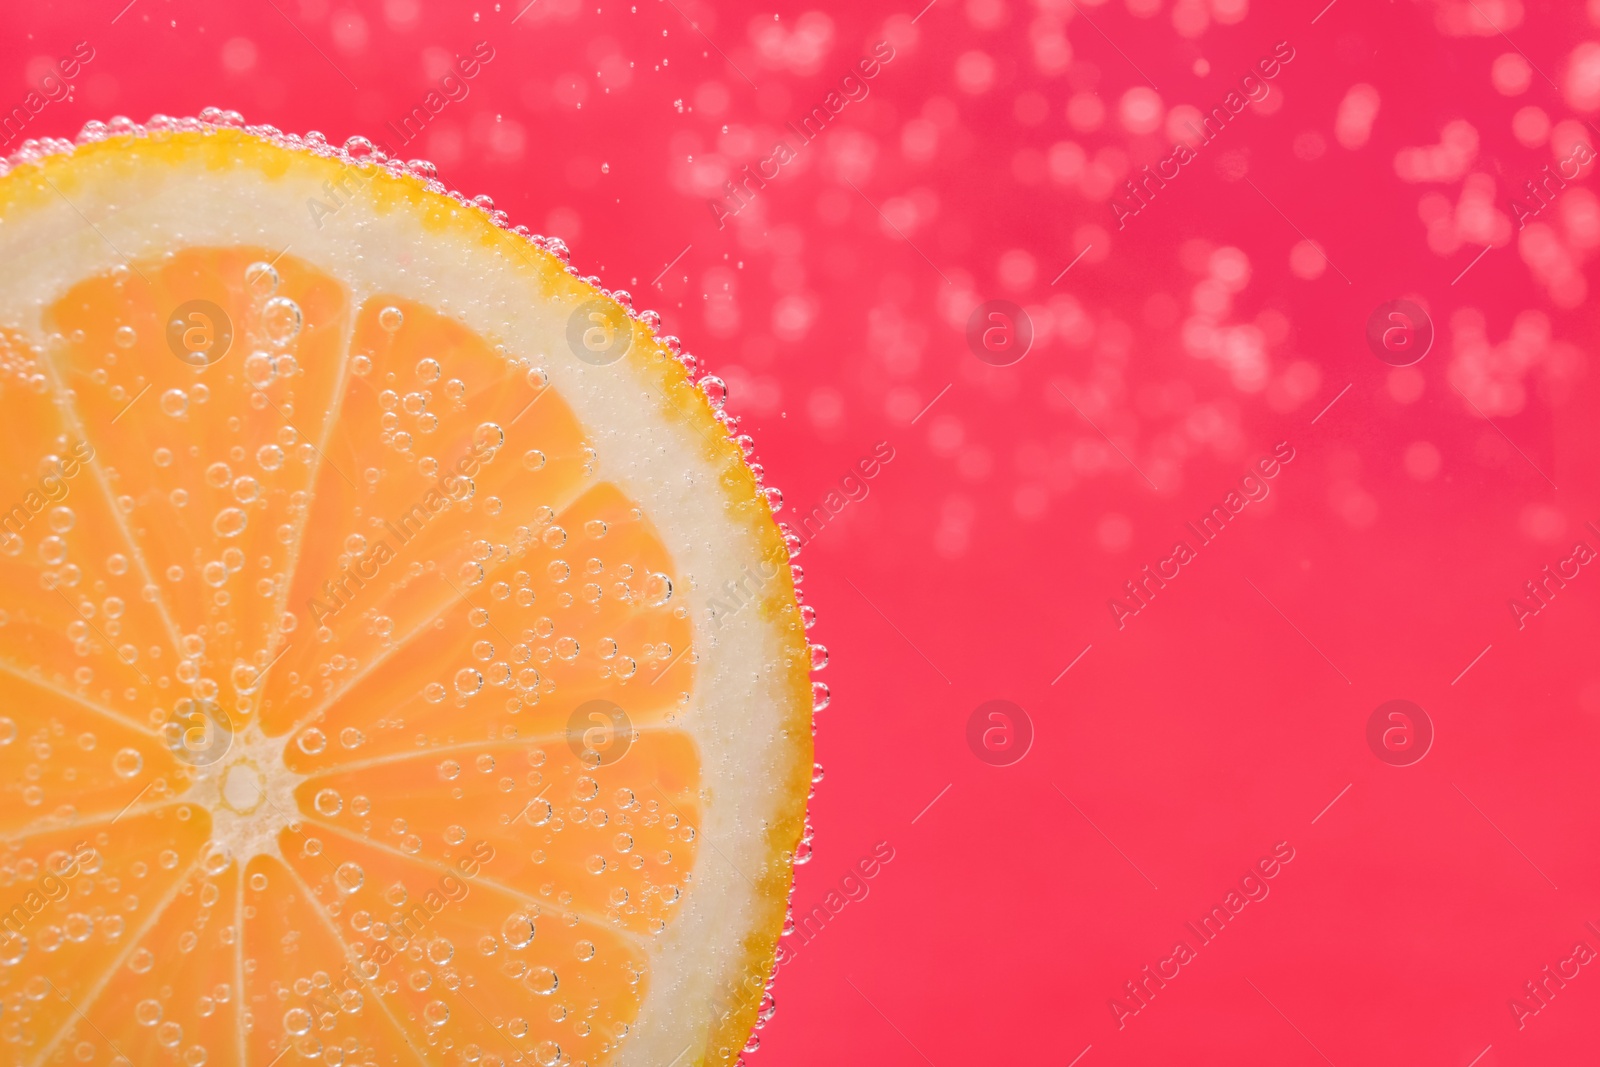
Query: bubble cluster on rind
0,107,827,1067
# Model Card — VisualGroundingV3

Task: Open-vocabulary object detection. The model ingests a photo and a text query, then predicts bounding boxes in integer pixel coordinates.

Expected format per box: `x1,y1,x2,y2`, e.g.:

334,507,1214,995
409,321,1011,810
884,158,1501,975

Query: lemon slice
0,114,815,1067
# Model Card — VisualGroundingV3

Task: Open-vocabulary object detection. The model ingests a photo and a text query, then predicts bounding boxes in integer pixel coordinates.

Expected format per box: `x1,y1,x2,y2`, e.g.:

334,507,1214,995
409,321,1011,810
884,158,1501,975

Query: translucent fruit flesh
0,246,705,1065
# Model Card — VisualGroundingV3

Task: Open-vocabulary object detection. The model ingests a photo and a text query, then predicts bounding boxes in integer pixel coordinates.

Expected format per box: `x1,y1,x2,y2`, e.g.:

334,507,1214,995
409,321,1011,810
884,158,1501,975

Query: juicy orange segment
0,125,810,1067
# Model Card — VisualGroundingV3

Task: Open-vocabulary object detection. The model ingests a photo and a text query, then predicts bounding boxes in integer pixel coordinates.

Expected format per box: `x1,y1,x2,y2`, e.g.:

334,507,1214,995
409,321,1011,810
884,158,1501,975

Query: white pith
179,722,303,868
0,132,801,1066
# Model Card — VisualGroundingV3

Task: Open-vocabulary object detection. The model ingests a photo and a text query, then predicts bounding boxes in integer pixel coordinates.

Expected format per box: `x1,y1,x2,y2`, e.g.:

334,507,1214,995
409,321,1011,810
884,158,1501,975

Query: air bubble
474,422,504,455
698,375,728,409
335,862,364,893
378,306,404,332
243,352,275,388
213,508,248,538
63,913,94,944
245,261,280,296
262,297,303,345
501,913,536,949
644,572,672,606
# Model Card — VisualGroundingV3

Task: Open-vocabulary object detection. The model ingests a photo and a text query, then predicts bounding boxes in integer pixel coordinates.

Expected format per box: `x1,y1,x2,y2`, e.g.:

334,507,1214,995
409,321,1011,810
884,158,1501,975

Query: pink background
6,0,1600,1063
